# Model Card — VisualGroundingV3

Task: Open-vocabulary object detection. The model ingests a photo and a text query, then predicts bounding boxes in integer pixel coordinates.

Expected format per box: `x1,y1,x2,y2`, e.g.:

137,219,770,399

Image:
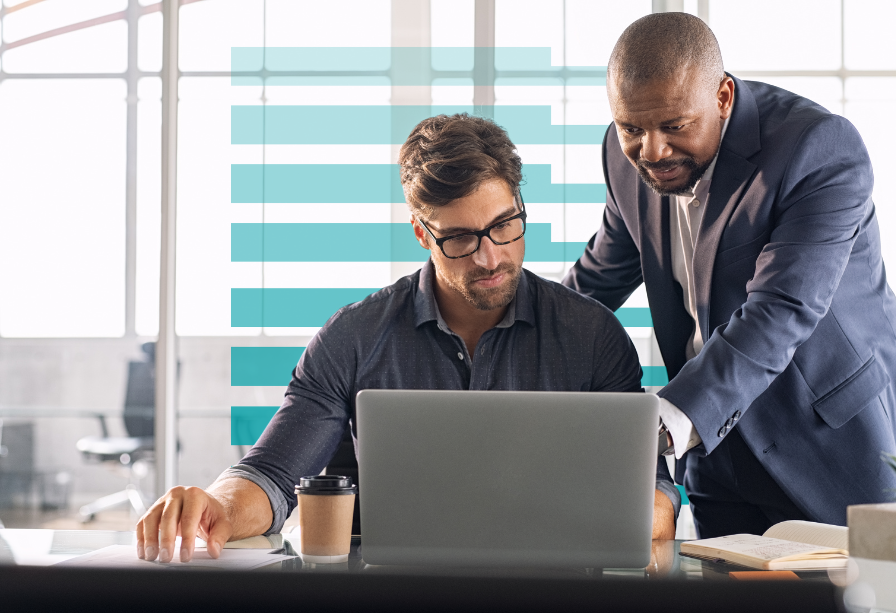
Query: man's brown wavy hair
398,113,523,218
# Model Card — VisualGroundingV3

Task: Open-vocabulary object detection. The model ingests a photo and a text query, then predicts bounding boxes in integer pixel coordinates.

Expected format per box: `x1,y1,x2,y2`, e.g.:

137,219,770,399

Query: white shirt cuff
657,397,702,459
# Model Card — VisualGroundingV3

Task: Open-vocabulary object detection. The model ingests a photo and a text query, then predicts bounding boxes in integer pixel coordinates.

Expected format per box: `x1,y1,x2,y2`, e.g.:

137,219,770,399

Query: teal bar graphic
231,347,305,386
232,287,380,327
231,47,606,86
231,105,606,145
641,365,669,387
232,288,653,329
230,362,667,444
232,346,664,389
231,164,605,204
230,223,588,263
615,307,653,328
676,484,690,506
231,406,279,445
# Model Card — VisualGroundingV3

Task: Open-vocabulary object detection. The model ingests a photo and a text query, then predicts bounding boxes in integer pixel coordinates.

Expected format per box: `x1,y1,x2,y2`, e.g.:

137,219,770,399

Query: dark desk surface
0,529,846,613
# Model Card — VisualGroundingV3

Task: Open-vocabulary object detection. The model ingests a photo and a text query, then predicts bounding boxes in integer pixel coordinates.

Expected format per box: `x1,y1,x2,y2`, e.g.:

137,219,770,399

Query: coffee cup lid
295,475,358,496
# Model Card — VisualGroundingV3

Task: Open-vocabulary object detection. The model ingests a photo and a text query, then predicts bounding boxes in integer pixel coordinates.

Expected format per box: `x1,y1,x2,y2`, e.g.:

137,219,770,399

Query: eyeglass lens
442,217,525,258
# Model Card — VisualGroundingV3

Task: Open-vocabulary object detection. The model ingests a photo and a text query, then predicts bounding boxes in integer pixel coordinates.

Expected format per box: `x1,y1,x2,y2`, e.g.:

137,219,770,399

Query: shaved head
606,13,733,196
608,13,724,95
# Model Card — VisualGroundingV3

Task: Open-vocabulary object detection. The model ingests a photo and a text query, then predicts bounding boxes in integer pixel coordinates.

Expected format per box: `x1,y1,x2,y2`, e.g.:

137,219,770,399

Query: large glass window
0,0,161,529
0,79,127,337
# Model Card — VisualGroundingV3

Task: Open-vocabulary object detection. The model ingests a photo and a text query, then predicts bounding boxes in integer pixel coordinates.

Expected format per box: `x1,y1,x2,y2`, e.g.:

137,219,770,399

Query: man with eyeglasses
136,113,679,564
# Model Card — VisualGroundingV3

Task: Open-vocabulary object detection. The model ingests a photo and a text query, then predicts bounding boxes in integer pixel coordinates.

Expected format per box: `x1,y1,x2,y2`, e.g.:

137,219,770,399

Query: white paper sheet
55,545,296,570
684,534,840,561
762,520,849,551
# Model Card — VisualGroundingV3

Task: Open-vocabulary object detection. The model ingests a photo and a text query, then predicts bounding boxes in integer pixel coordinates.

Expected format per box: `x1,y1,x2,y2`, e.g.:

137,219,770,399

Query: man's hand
137,486,234,563
651,489,676,540
136,477,272,563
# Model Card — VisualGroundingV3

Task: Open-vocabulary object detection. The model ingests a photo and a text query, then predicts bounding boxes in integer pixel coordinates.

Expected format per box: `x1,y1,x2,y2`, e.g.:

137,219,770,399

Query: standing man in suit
564,12,896,537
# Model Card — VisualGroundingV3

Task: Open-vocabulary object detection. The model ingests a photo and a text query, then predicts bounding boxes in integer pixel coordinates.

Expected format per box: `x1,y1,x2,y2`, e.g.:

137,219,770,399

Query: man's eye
624,127,641,135
664,125,684,131
493,221,510,230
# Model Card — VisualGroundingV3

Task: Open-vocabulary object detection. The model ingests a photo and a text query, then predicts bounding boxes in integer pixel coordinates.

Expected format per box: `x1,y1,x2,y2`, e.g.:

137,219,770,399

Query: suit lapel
693,153,756,340
693,76,762,341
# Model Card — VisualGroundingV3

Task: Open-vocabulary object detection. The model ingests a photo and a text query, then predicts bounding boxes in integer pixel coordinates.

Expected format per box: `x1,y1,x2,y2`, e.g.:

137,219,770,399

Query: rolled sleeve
655,455,681,522
655,477,681,523
217,464,290,535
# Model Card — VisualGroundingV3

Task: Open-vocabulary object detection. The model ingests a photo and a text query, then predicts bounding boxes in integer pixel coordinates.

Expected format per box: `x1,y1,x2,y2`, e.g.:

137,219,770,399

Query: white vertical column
473,0,495,112
652,0,685,12
697,0,710,22
155,0,179,498
390,0,432,282
125,0,139,338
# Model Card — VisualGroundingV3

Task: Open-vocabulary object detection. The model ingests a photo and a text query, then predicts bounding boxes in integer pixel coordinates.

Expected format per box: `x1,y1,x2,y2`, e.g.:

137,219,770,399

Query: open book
679,520,849,571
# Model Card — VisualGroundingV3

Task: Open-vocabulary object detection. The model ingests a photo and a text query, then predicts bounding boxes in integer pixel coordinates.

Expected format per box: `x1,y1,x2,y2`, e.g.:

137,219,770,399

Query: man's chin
464,273,520,311
636,157,713,196
638,171,697,196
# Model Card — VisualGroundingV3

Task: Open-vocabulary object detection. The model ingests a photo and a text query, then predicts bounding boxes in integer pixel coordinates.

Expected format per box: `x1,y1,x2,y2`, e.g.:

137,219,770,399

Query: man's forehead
425,182,517,230
609,73,706,119
610,72,691,102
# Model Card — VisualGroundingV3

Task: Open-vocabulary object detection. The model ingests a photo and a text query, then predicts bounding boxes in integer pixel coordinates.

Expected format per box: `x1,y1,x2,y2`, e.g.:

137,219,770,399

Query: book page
762,520,848,551
681,534,838,562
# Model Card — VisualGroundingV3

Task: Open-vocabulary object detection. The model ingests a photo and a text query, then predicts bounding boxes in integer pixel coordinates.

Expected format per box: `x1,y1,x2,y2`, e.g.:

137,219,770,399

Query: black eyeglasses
418,194,527,259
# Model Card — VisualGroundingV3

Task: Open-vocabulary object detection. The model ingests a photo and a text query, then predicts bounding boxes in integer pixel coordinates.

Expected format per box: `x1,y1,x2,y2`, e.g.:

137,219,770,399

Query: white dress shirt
658,112,733,459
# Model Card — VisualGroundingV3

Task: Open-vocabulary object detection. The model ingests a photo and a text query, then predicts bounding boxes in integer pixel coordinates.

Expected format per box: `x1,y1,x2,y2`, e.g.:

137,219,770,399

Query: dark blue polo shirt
224,260,679,532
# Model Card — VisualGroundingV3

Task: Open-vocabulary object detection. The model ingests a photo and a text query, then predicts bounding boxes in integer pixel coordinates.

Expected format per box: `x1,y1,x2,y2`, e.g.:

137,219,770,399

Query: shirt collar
413,259,536,330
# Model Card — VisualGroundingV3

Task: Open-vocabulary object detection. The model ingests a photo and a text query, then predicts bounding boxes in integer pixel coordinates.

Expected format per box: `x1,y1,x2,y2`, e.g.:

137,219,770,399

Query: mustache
637,157,700,172
465,262,517,284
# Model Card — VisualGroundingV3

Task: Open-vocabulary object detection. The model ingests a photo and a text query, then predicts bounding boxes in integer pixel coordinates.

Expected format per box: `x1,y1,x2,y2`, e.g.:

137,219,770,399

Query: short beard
636,156,713,196
440,261,521,311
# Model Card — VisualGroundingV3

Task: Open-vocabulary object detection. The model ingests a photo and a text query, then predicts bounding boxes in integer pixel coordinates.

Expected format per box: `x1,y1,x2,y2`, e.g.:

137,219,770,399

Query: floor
0,506,135,531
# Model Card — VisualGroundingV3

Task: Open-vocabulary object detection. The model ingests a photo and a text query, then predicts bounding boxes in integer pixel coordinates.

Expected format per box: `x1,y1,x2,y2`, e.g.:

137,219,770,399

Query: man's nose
472,235,502,270
640,130,672,163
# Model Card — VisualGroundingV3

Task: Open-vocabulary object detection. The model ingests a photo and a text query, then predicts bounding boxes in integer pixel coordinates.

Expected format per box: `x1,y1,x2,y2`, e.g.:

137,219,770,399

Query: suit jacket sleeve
659,114,874,454
563,126,644,311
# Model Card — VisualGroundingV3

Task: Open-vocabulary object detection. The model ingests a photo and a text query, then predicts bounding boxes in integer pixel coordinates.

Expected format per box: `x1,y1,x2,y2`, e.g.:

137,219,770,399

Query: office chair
76,342,156,521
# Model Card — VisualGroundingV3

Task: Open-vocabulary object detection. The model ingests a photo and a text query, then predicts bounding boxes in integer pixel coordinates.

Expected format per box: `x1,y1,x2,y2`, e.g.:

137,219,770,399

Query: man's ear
718,76,735,119
411,216,431,251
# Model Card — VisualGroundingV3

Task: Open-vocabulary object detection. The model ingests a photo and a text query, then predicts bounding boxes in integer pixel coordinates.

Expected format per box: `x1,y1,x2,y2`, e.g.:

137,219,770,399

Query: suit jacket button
718,426,727,437
733,411,742,420
726,417,736,428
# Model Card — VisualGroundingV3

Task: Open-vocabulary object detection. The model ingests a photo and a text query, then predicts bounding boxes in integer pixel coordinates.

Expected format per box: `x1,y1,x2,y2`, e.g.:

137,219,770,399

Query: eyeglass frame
416,192,527,260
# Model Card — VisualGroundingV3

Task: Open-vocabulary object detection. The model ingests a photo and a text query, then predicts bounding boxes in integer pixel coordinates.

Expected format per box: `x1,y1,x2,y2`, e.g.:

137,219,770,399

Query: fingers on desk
136,487,230,564
205,516,233,559
178,488,208,562
136,498,163,561
158,491,186,563
136,486,193,563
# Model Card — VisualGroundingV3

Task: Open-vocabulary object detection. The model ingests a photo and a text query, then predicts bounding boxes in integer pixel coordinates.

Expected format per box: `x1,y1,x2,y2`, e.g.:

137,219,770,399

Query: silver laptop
356,390,658,568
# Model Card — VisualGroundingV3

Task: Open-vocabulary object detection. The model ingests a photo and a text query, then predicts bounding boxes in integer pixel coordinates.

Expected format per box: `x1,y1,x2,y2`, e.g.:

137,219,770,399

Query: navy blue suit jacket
563,76,896,525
